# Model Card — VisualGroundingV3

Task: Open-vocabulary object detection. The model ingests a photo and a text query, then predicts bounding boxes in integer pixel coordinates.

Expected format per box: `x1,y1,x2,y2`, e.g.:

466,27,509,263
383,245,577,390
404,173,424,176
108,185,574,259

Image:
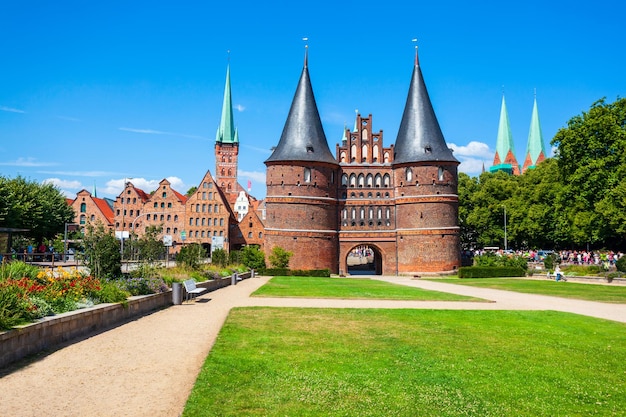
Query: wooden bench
183,279,207,302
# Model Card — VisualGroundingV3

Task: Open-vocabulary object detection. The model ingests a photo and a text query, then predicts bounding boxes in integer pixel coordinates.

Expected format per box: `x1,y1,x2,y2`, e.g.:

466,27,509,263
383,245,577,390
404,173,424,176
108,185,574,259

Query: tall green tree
552,97,626,248
0,176,74,244
82,222,122,279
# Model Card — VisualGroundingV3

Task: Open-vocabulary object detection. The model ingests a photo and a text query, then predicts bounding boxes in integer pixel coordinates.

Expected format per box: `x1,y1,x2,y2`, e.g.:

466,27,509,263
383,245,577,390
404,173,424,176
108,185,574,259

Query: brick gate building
265,48,461,275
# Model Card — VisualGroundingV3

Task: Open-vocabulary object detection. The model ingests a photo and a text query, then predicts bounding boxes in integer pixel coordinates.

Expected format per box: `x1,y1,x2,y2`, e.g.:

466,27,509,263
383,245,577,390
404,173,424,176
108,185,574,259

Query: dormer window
306,145,314,153
425,145,432,154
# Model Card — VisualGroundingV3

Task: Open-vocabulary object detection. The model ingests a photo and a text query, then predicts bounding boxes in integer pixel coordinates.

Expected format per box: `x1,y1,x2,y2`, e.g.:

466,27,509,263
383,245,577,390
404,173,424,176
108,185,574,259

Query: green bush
28,295,55,319
176,244,206,269
544,253,559,271
94,281,130,304
239,246,266,270
0,286,29,330
269,246,292,268
211,249,228,267
562,264,603,276
0,261,41,281
458,266,526,278
616,256,626,273
474,253,528,271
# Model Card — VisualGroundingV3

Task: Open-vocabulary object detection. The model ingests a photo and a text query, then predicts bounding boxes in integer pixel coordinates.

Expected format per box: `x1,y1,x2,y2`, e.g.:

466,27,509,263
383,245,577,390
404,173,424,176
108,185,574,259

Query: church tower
521,93,547,173
490,94,521,175
392,47,460,272
264,47,340,272
215,64,239,196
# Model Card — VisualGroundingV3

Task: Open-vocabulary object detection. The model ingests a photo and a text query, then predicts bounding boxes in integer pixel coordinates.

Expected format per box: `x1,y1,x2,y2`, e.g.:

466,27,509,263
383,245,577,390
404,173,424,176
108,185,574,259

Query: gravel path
1,275,625,417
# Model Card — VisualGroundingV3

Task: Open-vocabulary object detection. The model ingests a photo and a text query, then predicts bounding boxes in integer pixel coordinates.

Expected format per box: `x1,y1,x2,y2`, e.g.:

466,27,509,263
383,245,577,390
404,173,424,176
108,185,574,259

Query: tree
176,243,206,269
269,246,292,268
0,176,74,244
211,248,228,267
186,186,198,197
552,98,626,248
134,225,164,263
82,222,122,279
240,245,266,270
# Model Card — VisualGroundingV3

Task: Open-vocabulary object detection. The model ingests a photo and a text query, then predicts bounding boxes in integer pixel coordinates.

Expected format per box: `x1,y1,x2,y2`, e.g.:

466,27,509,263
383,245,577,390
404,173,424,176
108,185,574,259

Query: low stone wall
0,271,252,369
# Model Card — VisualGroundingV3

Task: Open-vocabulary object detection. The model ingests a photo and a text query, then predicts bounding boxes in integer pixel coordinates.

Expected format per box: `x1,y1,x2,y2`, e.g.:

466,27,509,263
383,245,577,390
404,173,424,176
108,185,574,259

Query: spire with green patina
215,64,239,145
490,94,520,175
522,92,546,173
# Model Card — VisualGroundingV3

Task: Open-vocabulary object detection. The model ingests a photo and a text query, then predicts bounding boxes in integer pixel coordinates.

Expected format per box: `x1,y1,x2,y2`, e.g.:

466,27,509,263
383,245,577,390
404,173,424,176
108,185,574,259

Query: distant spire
393,44,458,165
265,49,337,165
93,181,97,198
302,37,309,68
353,109,359,132
522,93,546,173
215,62,238,144
491,94,520,175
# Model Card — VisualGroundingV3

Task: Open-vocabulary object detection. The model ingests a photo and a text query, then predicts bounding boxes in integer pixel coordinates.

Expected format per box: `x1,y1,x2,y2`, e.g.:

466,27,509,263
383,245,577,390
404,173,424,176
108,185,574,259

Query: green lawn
430,277,626,303
251,276,482,301
183,308,626,416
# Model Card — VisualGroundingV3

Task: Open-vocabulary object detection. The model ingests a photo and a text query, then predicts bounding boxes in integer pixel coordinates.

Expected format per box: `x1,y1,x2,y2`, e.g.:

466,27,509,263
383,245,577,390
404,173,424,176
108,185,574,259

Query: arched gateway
345,244,383,275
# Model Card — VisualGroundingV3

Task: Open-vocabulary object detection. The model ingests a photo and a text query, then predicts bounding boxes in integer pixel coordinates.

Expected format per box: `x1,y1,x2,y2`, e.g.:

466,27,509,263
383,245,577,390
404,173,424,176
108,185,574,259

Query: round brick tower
264,49,339,273
392,48,461,273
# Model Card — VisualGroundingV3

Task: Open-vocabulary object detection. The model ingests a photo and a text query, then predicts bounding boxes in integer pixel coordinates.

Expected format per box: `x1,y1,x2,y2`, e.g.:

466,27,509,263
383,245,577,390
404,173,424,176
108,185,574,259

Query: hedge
260,268,331,277
458,266,526,278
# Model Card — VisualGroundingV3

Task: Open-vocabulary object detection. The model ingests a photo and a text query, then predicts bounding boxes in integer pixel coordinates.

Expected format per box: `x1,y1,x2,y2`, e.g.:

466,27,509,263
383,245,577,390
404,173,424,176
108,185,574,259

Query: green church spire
522,93,546,172
491,94,520,175
215,64,238,144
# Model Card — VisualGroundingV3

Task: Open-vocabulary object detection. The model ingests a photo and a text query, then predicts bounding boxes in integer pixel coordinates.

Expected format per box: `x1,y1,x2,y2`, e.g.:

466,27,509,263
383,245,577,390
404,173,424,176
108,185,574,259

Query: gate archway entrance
346,245,382,275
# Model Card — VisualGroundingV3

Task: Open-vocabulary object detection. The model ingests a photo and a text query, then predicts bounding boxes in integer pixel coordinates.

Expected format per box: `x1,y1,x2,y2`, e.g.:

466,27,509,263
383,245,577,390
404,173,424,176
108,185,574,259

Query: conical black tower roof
393,50,458,165
265,50,337,165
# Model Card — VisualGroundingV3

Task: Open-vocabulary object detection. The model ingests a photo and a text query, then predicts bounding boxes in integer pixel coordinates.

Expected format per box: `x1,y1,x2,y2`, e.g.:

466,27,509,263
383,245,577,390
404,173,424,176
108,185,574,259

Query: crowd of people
470,248,624,267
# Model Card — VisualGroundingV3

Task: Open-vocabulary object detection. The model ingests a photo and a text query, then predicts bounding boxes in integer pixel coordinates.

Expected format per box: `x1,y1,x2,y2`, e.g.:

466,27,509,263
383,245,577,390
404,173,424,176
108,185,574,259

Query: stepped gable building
265,47,461,274
114,181,151,234
70,189,115,232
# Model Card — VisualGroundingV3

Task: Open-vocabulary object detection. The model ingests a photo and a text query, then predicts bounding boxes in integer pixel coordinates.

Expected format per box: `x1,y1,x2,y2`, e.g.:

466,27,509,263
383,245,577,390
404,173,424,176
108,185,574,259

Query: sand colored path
1,275,625,417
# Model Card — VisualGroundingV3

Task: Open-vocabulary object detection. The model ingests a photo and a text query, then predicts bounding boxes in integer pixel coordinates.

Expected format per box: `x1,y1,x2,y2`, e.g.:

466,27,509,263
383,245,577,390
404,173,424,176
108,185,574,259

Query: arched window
384,152,390,163
351,144,357,161
362,144,368,161
366,174,373,187
80,214,86,225
351,208,356,219
304,167,311,183
340,152,347,162
362,128,369,140
375,174,382,187
383,174,391,187
438,166,445,181
80,203,86,213
343,209,348,219
406,168,413,182
342,174,348,187
357,174,365,188
349,173,356,187
373,144,379,162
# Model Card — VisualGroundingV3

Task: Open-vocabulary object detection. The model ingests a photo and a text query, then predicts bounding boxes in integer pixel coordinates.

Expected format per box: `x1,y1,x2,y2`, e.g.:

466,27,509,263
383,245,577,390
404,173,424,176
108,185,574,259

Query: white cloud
0,106,25,113
449,141,493,159
238,170,266,184
235,104,245,112
0,157,56,167
119,127,207,140
42,178,82,189
448,141,494,176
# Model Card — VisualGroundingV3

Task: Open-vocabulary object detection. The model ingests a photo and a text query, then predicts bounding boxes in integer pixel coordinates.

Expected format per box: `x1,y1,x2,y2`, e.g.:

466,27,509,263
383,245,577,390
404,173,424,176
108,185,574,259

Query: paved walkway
1,275,625,417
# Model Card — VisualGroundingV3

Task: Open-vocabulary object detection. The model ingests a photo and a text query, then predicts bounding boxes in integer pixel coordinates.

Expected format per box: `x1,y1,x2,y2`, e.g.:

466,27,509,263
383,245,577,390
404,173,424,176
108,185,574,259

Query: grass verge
430,277,626,303
183,308,626,416
251,276,482,301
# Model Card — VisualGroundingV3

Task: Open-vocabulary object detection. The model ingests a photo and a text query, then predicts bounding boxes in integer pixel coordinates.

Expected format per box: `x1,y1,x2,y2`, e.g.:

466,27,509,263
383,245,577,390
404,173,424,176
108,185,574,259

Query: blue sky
1,0,624,201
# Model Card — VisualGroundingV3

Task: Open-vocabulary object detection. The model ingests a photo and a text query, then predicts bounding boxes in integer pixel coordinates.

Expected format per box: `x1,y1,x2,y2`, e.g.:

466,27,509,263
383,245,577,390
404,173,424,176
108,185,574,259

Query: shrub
544,253,559,271
269,246,292,268
0,261,41,281
211,249,228,267
474,253,528,271
616,256,626,273
177,244,206,269
0,285,30,330
239,246,266,270
95,280,130,304
458,266,526,278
